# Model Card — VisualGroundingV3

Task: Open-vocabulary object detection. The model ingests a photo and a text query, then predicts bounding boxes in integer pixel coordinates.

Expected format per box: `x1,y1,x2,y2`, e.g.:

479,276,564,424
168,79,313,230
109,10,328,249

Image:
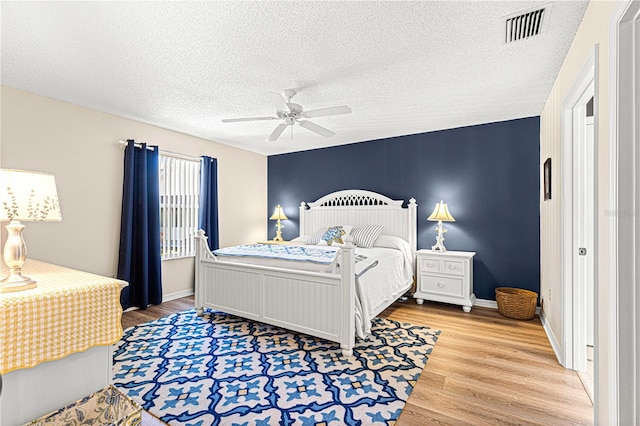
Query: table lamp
427,200,455,252
0,169,62,292
269,205,288,242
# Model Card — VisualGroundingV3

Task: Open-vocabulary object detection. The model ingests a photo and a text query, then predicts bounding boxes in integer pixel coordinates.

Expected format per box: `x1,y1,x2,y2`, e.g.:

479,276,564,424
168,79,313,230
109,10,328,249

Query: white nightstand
414,249,476,312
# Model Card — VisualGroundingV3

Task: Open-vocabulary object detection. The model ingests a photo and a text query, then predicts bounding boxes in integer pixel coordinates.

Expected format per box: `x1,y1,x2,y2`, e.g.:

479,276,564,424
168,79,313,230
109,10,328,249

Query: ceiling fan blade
221,116,277,123
266,92,291,111
301,105,352,118
267,123,288,142
299,120,336,138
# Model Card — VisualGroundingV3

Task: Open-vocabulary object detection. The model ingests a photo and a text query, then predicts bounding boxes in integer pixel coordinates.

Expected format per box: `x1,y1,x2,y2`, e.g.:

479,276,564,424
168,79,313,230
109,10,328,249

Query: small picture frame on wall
543,158,552,200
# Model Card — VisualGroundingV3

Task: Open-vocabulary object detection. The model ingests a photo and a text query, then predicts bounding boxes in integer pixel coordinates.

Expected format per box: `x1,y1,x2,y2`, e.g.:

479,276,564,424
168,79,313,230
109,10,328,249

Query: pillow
373,234,411,252
321,225,348,246
307,225,354,246
351,224,384,248
290,236,309,244
331,225,353,246
306,228,327,245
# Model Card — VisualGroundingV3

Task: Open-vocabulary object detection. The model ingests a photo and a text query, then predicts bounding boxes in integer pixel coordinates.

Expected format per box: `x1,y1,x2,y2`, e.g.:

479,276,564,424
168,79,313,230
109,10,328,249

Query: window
159,154,200,259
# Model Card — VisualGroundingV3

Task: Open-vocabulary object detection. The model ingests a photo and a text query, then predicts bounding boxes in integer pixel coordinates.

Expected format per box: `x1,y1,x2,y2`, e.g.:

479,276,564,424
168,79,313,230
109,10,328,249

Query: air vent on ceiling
505,7,546,43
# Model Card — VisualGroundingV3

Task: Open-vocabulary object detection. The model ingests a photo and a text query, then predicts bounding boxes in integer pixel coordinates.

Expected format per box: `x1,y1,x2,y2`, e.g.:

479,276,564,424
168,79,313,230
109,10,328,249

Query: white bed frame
195,189,417,356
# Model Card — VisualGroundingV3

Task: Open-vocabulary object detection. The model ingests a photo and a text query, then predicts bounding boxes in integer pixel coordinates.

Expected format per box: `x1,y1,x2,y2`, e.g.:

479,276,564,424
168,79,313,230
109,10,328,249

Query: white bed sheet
353,247,413,338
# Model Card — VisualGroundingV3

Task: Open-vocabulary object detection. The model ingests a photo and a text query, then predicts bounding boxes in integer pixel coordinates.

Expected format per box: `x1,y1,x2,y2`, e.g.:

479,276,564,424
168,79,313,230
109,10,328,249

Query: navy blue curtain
117,140,162,310
199,156,219,251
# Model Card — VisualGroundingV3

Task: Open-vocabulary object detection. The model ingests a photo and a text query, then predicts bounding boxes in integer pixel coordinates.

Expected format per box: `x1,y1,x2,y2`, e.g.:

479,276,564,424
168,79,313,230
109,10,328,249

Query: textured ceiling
1,1,588,156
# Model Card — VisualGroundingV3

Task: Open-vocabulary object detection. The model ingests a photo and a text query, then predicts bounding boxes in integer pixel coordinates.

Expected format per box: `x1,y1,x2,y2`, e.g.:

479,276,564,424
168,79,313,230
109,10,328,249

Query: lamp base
0,271,36,293
1,220,37,292
273,219,284,242
430,221,448,252
431,243,447,252
273,230,284,242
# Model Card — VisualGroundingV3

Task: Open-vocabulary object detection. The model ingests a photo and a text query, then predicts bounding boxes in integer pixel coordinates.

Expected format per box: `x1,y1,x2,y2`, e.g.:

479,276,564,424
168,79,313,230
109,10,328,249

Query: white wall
0,86,267,298
539,1,617,423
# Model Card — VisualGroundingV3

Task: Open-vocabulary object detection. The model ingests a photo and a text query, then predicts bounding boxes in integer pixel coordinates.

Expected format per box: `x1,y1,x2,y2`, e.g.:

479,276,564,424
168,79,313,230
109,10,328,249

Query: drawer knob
427,263,434,267
449,265,456,270
437,282,445,288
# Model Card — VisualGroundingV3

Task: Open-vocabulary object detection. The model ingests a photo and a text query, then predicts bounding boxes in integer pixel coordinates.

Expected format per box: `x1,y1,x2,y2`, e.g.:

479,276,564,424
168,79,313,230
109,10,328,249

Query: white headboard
299,189,417,253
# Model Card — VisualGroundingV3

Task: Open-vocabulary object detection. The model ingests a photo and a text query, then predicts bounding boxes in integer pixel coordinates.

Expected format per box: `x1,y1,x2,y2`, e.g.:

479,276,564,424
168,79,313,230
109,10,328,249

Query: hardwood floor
121,297,195,329
122,296,593,425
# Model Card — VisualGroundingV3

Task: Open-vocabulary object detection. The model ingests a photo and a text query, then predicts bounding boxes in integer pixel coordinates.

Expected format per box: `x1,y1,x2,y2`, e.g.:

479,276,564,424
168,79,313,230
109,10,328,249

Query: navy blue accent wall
267,117,540,301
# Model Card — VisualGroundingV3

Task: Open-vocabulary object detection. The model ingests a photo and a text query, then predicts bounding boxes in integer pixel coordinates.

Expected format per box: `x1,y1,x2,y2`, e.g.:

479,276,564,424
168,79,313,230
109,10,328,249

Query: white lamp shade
269,205,288,221
0,169,62,222
427,200,455,222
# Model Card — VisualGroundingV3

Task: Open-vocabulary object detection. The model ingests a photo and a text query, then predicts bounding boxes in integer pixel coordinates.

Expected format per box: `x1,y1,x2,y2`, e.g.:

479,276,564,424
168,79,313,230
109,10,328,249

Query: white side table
0,259,127,425
414,249,476,312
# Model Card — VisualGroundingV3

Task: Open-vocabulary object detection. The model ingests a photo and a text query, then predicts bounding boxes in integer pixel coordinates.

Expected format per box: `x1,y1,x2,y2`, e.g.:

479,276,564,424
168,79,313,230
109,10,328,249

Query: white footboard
195,231,356,356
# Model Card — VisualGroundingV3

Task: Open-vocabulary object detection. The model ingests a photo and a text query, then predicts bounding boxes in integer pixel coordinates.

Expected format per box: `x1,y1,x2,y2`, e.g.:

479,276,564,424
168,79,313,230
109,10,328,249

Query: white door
571,90,595,374
572,101,595,401
560,49,596,374
579,112,595,349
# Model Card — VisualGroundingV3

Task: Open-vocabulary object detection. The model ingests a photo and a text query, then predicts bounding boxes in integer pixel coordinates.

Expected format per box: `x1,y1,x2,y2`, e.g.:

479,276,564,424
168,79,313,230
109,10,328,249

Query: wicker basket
495,287,538,320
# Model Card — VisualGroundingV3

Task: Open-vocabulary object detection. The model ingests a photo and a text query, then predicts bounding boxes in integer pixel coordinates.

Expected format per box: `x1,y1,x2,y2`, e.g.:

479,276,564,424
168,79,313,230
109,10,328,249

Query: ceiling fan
222,89,352,142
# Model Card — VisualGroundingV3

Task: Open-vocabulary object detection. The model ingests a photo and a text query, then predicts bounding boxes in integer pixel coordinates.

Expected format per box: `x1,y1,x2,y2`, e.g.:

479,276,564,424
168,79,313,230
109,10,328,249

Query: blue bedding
213,243,340,264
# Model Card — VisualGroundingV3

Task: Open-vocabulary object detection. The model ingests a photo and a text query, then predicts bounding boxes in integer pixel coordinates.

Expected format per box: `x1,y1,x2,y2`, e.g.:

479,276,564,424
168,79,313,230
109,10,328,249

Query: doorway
575,97,595,402
560,46,597,376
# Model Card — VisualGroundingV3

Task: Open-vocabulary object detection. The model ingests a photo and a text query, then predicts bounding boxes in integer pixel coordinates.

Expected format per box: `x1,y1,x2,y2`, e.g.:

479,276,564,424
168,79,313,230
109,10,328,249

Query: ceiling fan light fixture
224,88,351,142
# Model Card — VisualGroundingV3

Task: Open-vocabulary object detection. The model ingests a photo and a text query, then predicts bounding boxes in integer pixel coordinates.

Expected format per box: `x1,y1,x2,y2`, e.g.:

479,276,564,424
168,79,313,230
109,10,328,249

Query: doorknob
578,247,587,256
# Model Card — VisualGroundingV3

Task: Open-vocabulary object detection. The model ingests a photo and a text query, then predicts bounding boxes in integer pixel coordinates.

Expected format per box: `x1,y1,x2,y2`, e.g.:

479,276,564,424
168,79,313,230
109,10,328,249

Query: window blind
159,154,200,259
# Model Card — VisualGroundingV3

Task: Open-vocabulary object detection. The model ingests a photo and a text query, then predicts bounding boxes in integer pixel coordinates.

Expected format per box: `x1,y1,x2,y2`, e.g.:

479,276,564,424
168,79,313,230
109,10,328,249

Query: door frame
608,1,639,423
560,46,598,371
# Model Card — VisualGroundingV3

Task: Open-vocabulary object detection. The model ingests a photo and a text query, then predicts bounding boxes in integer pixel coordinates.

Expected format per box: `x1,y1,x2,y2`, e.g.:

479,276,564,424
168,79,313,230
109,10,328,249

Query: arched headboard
299,189,417,253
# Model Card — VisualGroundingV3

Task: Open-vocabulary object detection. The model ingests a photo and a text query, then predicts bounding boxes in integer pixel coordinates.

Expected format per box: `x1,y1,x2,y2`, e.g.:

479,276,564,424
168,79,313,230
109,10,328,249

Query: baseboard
539,309,563,365
474,299,498,309
163,289,194,303
475,298,541,315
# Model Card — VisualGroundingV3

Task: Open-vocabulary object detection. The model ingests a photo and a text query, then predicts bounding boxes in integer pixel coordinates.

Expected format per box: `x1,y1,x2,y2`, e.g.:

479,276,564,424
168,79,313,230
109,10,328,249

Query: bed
195,189,417,356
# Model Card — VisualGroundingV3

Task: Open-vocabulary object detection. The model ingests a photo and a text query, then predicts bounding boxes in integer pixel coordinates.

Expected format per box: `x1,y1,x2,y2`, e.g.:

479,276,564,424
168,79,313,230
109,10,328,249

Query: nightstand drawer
421,274,464,297
420,257,441,273
443,260,464,276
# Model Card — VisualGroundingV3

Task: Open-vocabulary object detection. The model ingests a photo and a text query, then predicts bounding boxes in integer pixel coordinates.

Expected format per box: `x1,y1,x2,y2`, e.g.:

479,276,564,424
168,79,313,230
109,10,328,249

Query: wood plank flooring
121,296,593,425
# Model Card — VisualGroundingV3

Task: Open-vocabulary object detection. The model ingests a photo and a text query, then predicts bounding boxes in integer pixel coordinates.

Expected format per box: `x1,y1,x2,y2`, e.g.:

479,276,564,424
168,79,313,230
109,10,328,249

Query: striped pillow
351,224,384,248
306,227,328,245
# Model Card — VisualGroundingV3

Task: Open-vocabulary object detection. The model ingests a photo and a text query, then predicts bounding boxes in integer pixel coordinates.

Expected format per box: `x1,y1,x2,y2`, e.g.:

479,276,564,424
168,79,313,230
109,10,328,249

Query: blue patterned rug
113,309,439,425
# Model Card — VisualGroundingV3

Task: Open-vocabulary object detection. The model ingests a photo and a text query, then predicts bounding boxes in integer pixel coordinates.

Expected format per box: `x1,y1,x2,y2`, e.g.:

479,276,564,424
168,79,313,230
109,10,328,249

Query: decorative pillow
321,226,347,246
351,224,384,248
306,228,327,245
290,236,309,244
307,225,354,246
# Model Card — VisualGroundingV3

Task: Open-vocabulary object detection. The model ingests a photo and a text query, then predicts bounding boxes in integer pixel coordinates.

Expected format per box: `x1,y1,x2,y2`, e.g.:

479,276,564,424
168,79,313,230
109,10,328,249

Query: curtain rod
118,140,201,162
